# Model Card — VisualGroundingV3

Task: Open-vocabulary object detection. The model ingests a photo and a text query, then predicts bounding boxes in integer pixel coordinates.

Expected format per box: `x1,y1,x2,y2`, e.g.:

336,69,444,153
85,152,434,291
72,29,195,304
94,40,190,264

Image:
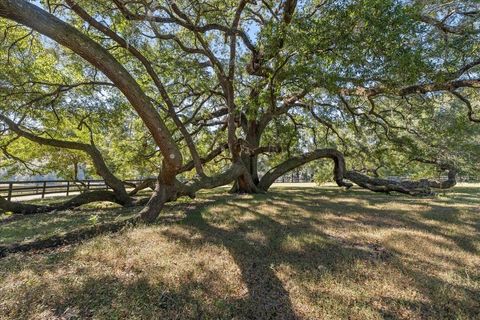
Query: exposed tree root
139,183,176,223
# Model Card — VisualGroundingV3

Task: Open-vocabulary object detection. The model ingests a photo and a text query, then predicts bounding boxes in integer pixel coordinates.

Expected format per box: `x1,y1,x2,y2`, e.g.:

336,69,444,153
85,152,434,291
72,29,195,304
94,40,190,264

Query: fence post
66,181,70,196
87,180,90,190
7,183,12,201
41,181,46,199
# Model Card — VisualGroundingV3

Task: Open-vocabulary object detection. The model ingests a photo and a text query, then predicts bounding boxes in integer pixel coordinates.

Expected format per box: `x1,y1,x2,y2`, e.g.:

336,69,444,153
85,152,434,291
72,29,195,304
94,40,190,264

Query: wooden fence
0,179,143,201
276,171,314,183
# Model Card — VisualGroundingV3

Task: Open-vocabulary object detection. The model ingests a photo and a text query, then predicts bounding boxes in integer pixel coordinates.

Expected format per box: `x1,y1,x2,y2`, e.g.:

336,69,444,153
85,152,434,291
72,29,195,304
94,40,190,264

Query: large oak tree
0,0,479,221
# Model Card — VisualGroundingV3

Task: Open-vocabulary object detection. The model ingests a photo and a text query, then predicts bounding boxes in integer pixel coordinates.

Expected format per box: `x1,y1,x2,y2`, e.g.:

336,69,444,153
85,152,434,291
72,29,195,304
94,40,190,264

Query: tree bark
180,162,248,196
0,197,51,215
258,149,353,191
0,190,126,215
257,148,457,196
230,120,263,193
344,162,457,195
0,0,183,179
65,0,204,177
128,179,156,196
139,181,176,223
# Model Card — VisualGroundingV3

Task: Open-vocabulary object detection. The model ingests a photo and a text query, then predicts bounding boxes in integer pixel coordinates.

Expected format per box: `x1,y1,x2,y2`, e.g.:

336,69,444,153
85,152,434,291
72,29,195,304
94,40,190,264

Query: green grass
0,203,137,246
0,191,155,245
0,184,479,319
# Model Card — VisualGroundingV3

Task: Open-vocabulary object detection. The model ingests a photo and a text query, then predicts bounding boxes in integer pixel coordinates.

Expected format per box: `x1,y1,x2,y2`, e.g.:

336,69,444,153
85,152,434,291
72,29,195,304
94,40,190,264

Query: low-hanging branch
0,190,125,215
0,113,131,205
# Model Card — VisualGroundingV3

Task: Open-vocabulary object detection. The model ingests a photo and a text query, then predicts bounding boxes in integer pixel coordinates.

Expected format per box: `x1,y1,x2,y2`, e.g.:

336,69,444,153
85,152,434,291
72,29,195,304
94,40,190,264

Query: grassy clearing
0,184,479,319
0,191,155,245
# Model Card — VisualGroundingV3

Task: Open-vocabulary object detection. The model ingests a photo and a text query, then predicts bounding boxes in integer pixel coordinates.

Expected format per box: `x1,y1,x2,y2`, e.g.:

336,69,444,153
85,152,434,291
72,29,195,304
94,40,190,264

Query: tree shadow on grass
2,274,210,319
161,201,388,320
193,188,479,319
1,186,479,319
267,188,480,255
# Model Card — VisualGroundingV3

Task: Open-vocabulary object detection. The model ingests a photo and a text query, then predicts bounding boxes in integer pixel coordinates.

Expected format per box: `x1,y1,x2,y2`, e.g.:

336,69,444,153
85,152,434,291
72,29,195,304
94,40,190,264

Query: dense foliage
0,0,478,220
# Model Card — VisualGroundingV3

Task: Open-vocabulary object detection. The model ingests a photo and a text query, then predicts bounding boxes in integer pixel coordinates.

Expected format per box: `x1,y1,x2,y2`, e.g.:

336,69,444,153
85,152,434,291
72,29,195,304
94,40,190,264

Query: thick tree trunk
139,182,176,223
138,162,183,223
181,162,248,196
231,173,262,194
89,147,131,205
138,161,252,222
230,121,262,193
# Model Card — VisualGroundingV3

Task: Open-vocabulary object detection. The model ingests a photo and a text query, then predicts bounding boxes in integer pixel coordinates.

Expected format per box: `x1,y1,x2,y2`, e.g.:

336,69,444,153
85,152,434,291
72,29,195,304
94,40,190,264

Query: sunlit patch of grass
0,184,479,319
0,211,13,221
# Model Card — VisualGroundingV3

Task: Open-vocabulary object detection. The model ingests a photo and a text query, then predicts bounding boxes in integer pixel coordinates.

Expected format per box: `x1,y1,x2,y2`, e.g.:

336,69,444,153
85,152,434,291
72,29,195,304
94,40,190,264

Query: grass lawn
0,184,479,319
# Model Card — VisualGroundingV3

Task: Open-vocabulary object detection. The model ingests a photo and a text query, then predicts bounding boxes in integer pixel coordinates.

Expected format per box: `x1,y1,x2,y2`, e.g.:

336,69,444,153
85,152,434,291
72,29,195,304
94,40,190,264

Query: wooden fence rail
0,179,144,201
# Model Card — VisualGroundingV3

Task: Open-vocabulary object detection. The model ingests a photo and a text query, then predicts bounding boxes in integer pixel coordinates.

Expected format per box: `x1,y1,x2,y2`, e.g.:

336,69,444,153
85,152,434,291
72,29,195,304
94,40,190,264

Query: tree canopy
0,0,479,221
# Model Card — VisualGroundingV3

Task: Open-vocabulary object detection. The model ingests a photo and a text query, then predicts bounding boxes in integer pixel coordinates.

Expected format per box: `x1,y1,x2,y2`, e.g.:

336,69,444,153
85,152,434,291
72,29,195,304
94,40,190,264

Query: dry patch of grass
0,185,479,319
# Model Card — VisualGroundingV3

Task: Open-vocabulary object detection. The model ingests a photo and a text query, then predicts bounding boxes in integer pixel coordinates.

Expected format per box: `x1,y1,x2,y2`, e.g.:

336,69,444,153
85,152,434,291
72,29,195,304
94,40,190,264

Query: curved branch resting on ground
0,190,126,215
258,149,457,196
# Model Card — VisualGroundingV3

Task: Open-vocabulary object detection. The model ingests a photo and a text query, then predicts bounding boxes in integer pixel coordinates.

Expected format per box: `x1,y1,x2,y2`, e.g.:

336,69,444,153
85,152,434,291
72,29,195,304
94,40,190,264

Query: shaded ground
0,184,479,319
